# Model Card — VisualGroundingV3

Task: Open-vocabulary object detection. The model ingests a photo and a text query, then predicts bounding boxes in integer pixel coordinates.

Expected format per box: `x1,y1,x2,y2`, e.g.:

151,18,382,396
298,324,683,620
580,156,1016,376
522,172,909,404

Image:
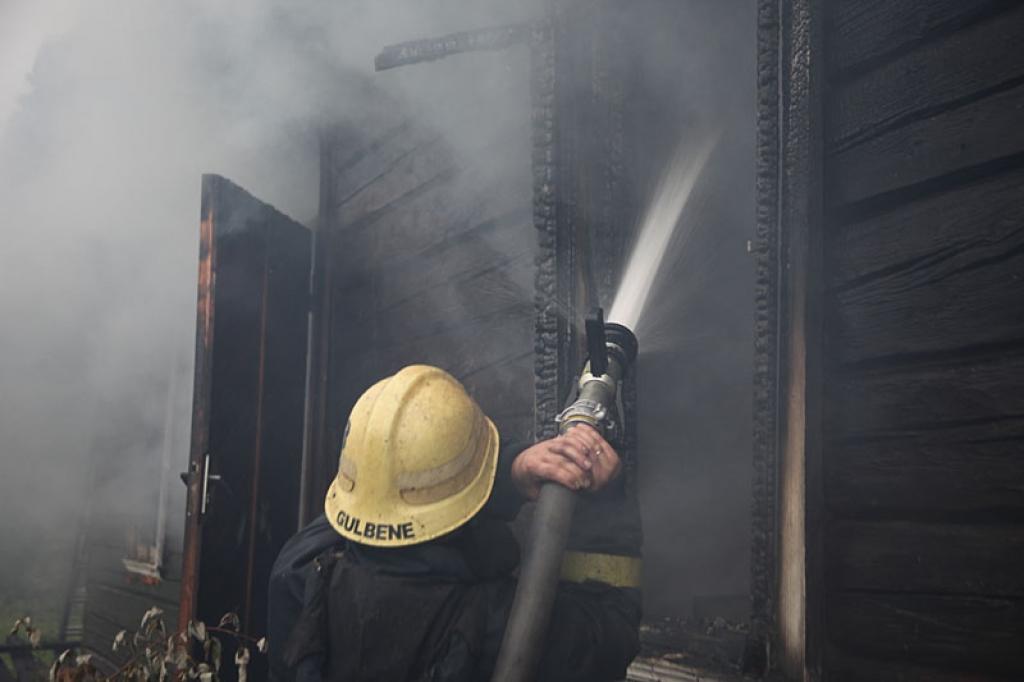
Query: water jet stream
608,134,718,331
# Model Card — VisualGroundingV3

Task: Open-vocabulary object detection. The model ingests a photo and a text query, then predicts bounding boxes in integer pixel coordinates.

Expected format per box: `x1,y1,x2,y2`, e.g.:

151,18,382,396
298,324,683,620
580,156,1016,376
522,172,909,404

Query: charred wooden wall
81,544,181,665
315,71,535,496
820,2,1024,679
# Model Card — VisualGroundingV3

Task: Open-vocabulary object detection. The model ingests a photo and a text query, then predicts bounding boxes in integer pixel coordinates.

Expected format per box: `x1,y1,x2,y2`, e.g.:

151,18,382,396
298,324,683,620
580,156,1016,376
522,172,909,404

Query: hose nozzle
556,308,638,442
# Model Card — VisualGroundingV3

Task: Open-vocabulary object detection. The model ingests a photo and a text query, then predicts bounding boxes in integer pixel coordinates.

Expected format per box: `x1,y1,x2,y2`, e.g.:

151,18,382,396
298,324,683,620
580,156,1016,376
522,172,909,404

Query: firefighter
268,365,641,682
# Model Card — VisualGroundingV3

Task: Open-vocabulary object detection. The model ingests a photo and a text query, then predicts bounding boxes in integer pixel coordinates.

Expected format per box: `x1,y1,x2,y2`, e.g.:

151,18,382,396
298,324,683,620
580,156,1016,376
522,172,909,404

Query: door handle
201,453,222,516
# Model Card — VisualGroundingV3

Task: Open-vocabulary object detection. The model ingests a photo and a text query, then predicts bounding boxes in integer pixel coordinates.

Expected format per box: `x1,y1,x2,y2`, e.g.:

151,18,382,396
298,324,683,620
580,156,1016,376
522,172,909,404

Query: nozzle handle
585,307,608,377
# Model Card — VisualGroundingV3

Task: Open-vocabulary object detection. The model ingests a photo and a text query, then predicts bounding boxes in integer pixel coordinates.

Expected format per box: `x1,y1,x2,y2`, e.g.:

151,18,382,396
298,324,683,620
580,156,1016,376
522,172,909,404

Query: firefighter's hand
510,425,622,500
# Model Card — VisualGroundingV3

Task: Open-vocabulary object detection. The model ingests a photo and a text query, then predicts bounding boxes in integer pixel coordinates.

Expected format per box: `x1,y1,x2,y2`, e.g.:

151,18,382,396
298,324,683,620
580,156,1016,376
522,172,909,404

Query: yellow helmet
324,365,500,547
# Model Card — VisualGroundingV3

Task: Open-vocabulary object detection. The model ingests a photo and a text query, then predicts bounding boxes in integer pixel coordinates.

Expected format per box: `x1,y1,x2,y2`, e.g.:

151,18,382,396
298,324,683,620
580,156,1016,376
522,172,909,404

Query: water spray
609,134,717,330
491,307,638,682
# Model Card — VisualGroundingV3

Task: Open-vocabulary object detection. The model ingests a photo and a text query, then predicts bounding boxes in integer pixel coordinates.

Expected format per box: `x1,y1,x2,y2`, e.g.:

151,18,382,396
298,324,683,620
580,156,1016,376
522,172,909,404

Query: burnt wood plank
331,172,528,285
373,249,533,326
373,225,533,313
374,195,530,265
830,82,1024,205
828,5,1024,149
826,351,1024,435
828,521,1024,596
333,122,439,204
828,211,1024,362
828,592,1024,676
828,0,1014,77
827,434,1024,519
332,195,475,285
337,135,457,227
366,165,529,256
336,121,528,232
830,165,1024,288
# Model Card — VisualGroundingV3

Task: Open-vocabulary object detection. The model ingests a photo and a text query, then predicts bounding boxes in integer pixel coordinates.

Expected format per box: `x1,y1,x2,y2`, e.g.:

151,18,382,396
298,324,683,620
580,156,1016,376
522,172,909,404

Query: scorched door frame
752,0,826,678
179,176,219,633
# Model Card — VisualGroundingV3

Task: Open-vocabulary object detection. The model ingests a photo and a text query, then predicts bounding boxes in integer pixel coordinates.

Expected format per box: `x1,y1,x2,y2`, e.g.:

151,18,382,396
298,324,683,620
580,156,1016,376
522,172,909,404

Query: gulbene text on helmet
336,510,416,541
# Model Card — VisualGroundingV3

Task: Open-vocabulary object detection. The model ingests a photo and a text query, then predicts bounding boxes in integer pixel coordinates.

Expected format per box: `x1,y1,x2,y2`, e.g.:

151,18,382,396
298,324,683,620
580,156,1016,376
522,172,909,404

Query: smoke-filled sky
0,0,541,601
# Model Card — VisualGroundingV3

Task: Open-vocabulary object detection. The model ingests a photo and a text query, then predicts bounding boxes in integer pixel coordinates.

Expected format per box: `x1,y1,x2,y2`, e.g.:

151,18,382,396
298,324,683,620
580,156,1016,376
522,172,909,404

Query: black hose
490,483,577,681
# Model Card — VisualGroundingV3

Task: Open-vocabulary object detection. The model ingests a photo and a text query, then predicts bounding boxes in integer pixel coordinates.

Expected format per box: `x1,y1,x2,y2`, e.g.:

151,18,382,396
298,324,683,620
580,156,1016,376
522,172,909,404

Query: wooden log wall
81,445,182,663
81,543,181,662
320,75,535,478
821,2,1024,679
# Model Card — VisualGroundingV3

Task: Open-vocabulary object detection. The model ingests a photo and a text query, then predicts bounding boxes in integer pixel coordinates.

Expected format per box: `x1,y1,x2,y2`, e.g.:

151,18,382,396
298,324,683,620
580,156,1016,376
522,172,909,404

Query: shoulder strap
282,549,343,668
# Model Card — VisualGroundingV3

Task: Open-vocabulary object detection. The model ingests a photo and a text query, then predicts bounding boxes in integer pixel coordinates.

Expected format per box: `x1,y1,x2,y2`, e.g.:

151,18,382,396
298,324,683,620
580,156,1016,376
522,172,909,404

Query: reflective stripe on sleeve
559,551,642,588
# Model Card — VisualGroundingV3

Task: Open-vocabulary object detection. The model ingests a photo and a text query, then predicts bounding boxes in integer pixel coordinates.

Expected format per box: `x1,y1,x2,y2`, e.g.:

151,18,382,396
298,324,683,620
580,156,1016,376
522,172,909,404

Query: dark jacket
268,442,641,682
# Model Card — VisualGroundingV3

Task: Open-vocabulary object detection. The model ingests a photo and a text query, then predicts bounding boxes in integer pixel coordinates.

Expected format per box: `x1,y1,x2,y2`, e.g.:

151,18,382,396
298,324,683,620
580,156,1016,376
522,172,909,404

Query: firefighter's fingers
510,442,550,499
549,428,622,492
589,428,615,457
535,452,592,492
591,442,622,489
510,444,592,499
565,423,603,450
548,438,593,471
573,426,613,463
581,435,620,491
561,426,603,465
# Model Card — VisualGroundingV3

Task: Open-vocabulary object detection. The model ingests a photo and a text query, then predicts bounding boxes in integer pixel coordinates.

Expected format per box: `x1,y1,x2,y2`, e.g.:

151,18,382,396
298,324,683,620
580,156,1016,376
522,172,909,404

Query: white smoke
608,133,718,332
0,0,539,614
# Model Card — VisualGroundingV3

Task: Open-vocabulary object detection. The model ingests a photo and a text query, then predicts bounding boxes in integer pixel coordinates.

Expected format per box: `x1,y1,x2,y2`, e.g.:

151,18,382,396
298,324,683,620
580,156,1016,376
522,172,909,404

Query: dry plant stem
204,627,262,645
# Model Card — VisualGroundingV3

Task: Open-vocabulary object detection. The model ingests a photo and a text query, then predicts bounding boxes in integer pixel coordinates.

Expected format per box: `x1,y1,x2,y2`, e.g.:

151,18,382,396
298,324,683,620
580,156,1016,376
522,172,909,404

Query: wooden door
179,175,311,680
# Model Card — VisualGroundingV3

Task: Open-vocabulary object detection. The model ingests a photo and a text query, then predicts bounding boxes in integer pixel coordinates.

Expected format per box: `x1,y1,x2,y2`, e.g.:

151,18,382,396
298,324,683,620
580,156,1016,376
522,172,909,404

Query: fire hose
491,307,638,682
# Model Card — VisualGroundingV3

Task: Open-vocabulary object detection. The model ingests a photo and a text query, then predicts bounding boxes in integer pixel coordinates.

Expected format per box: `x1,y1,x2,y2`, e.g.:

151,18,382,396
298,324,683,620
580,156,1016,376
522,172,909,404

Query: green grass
0,530,76,680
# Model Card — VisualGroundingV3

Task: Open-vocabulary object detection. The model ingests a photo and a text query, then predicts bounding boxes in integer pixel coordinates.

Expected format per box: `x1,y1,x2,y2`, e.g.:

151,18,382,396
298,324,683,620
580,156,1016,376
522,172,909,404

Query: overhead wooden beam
374,23,535,71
